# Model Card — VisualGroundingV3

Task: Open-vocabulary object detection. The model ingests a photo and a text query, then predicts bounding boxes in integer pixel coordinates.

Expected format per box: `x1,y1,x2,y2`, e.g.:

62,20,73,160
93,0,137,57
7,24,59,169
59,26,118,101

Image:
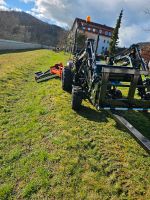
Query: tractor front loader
62,38,150,154
62,39,150,111
34,33,150,153
34,16,150,153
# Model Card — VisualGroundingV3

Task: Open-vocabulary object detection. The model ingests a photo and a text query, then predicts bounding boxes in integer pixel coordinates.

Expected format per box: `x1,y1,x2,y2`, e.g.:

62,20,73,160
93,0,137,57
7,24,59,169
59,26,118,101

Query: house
69,17,114,54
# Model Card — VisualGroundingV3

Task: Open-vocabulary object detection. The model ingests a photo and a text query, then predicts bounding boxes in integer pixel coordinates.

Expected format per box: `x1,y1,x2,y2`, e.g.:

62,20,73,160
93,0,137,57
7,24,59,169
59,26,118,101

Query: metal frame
96,65,150,110
73,40,150,111
109,111,150,154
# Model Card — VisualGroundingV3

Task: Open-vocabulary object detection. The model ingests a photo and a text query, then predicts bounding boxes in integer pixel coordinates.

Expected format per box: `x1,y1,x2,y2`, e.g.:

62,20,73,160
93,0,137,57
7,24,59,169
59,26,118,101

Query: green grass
0,49,150,200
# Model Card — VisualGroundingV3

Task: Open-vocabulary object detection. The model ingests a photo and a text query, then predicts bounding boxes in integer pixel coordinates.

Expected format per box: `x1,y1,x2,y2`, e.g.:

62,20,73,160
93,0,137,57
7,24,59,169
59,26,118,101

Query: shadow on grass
77,105,150,141
119,111,150,140
77,105,108,123
142,112,150,120
35,76,61,83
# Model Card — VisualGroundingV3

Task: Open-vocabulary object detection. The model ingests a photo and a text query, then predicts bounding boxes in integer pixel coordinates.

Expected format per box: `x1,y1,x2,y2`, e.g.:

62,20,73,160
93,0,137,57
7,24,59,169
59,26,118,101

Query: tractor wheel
115,89,122,99
62,67,73,92
72,86,83,111
110,89,122,99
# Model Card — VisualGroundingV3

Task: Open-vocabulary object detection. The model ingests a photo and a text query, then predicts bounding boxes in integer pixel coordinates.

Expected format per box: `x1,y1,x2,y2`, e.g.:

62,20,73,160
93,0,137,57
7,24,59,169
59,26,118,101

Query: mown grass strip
0,50,150,200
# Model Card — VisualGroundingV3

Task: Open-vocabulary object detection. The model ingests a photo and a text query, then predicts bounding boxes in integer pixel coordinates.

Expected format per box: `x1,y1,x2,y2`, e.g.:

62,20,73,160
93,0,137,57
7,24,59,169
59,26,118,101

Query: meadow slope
0,50,150,200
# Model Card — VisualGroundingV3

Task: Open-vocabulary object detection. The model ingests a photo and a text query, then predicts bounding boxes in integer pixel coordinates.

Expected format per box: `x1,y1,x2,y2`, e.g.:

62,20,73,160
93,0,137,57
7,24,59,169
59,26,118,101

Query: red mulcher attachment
35,63,64,83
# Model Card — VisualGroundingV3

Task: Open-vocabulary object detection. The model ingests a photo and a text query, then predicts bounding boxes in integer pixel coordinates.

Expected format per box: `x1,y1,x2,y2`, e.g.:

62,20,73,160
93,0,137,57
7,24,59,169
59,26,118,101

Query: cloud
119,24,150,47
0,0,6,6
0,0,8,10
0,5,8,10
0,0,22,12
0,0,6,5
1,0,150,46
13,7,22,12
30,0,150,24
21,0,34,3
27,0,150,46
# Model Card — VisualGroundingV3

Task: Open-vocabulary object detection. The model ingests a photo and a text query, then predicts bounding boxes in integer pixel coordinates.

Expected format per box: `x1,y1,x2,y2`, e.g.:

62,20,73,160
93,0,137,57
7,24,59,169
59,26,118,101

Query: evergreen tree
109,9,123,56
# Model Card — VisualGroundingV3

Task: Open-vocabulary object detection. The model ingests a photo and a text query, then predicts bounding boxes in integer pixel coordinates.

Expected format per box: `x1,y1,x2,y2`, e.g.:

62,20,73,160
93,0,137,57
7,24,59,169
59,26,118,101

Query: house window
104,40,106,43
88,27,91,31
105,31,108,36
93,28,96,32
107,40,109,44
102,46,104,53
99,29,102,34
109,32,112,36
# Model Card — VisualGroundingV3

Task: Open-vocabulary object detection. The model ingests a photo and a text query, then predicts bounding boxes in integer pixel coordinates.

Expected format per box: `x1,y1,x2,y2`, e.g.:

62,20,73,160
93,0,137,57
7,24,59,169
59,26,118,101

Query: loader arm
72,39,150,111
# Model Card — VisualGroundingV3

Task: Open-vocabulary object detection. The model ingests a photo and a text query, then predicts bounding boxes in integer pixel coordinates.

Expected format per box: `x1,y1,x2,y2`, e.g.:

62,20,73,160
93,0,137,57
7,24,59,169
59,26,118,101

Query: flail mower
35,63,63,83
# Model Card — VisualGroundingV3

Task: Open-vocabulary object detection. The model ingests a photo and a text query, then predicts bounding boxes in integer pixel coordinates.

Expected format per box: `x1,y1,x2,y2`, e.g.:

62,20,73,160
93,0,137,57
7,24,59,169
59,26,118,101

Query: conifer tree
109,9,123,56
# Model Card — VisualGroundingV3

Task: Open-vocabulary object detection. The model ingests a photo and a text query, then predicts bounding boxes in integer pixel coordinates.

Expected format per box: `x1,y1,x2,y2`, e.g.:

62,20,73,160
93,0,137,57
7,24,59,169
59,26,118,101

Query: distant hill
0,11,67,47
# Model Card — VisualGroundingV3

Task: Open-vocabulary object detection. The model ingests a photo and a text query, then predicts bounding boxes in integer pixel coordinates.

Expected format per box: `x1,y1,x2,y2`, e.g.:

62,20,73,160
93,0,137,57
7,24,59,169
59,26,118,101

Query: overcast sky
0,0,150,47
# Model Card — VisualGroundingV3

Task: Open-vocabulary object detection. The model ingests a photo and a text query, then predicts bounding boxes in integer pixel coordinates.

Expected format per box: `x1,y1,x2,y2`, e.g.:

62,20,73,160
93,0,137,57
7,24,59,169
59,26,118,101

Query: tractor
62,39,150,111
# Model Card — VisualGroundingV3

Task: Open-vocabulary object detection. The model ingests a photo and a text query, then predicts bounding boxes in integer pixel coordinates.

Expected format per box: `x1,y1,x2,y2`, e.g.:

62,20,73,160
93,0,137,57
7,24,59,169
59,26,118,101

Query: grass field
0,49,150,200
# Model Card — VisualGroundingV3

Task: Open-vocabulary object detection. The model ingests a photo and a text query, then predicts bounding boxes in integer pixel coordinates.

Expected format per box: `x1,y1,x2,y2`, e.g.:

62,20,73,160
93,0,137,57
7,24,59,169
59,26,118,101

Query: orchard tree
109,9,123,56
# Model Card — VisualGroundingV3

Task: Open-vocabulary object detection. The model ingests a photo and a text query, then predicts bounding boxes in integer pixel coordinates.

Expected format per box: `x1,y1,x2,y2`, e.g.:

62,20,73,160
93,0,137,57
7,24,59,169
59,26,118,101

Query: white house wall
77,29,111,54
97,35,111,54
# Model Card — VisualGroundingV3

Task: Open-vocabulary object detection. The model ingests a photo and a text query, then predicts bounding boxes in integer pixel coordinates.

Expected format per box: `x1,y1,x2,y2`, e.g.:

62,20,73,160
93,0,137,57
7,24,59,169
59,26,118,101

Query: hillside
0,11,67,46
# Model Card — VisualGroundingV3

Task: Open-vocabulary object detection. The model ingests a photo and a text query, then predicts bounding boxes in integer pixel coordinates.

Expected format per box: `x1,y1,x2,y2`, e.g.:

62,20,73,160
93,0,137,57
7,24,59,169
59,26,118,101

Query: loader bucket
96,64,150,111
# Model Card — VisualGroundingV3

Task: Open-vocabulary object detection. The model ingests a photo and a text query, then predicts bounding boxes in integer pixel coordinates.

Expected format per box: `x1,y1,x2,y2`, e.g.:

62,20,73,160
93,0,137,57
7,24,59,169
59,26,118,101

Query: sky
0,0,150,47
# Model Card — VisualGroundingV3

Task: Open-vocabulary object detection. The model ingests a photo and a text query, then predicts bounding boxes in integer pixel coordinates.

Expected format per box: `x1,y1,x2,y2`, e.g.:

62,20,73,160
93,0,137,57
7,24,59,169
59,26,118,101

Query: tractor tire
62,67,72,92
72,86,83,111
110,89,122,99
115,89,122,99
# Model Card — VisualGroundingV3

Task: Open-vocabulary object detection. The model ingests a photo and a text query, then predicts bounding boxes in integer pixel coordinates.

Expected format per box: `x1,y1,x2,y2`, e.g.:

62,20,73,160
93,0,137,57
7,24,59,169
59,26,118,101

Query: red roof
72,18,114,31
